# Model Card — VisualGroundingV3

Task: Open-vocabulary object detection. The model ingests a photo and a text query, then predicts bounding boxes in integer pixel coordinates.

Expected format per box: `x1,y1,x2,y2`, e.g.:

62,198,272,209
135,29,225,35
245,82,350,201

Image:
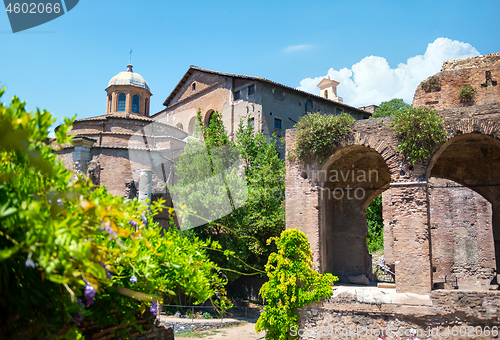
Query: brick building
152,66,371,157
54,65,188,227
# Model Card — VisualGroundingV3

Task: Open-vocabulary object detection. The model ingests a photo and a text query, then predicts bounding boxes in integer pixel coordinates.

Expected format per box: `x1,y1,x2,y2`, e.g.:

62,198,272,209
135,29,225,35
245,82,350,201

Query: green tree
0,89,225,339
366,195,384,253
371,98,411,118
255,229,337,340
169,111,285,279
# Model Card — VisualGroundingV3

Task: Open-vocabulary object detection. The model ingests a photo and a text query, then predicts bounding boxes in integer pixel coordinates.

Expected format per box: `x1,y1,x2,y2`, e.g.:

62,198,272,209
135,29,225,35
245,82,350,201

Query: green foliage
293,112,355,163
371,98,411,118
366,195,384,253
391,107,447,165
170,111,285,280
0,89,224,339
255,229,337,340
421,76,441,93
459,85,475,103
202,312,212,319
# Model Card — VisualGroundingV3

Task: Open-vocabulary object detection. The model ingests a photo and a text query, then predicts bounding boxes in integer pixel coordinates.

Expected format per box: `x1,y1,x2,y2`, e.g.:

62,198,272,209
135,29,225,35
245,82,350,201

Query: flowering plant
0,88,225,339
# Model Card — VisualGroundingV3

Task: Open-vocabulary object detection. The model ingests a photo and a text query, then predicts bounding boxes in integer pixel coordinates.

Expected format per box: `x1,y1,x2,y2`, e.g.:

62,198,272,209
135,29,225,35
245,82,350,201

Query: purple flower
77,298,85,309
141,214,148,227
150,301,157,316
25,257,35,268
73,313,83,323
129,275,137,284
56,198,63,206
103,225,117,237
129,220,138,227
84,283,96,306
100,262,112,279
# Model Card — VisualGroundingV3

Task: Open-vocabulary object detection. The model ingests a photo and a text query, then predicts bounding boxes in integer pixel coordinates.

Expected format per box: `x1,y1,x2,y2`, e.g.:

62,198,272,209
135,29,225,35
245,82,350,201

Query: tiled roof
72,114,186,132
158,66,370,117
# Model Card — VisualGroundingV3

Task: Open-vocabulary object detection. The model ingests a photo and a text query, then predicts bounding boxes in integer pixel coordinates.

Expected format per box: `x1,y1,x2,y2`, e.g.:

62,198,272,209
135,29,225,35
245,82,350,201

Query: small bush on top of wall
459,85,475,103
292,112,355,164
421,76,441,93
391,107,447,165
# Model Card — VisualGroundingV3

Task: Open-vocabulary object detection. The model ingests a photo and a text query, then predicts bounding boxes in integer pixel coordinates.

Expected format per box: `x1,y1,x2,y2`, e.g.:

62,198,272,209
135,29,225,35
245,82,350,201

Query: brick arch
427,119,500,180
322,131,402,182
446,118,500,140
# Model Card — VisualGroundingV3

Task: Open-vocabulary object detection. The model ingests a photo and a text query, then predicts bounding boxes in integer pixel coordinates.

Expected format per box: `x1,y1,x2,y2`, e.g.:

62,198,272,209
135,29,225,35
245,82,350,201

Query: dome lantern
105,64,152,116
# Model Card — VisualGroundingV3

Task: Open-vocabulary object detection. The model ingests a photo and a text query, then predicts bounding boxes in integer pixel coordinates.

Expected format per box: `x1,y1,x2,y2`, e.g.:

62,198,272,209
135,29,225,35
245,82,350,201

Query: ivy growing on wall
292,113,355,164
255,229,337,340
391,107,447,165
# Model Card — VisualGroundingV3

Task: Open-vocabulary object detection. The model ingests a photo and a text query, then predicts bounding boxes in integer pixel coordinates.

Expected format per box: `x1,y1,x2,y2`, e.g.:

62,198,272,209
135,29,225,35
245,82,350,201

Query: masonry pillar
138,169,152,205
72,137,96,175
390,183,432,294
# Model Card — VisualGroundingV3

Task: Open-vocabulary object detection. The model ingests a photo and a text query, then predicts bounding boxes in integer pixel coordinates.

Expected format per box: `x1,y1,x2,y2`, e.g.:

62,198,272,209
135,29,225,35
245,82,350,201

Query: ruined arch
427,132,500,288
319,145,391,280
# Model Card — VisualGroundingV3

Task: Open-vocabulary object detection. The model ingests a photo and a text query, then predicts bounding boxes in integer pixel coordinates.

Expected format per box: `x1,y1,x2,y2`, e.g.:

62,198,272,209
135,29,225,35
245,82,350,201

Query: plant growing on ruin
421,76,441,93
391,107,447,165
459,85,475,103
293,112,355,164
255,229,337,340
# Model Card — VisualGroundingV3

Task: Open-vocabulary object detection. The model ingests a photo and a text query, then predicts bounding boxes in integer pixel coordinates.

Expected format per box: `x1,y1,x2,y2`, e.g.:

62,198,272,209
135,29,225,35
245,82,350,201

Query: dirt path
175,321,265,340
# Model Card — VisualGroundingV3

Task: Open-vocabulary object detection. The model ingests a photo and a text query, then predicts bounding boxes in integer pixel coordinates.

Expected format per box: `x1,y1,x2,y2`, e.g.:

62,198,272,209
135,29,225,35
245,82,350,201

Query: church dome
107,64,150,91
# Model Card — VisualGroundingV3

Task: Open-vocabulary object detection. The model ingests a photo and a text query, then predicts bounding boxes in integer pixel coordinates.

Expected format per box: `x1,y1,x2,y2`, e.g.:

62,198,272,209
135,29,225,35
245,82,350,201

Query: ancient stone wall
298,288,500,340
413,53,500,110
286,102,500,294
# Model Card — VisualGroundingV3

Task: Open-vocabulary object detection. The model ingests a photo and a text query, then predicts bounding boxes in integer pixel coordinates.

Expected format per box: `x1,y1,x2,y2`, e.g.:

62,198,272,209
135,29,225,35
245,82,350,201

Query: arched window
117,93,126,112
176,123,184,131
188,116,197,135
205,109,215,127
324,90,328,99
132,95,140,113
108,94,112,113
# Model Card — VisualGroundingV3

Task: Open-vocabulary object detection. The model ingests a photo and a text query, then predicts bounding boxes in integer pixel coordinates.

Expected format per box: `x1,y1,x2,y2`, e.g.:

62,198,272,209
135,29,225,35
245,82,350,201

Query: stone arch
330,131,402,182
427,131,500,288
319,144,392,280
176,123,184,131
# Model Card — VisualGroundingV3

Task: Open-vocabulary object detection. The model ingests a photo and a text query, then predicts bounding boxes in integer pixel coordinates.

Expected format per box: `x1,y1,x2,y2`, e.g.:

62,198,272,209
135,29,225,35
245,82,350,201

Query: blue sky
1,0,499,126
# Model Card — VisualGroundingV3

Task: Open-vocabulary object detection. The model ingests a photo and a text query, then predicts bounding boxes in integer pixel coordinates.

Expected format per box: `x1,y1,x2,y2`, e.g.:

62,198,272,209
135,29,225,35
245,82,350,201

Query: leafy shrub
0,89,225,339
255,229,337,340
459,85,475,103
202,312,212,319
293,113,355,163
421,76,441,93
391,107,447,165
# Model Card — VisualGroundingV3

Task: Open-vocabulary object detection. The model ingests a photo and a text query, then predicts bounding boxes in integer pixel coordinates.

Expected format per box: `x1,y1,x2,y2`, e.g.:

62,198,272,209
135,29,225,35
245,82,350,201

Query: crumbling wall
413,53,500,110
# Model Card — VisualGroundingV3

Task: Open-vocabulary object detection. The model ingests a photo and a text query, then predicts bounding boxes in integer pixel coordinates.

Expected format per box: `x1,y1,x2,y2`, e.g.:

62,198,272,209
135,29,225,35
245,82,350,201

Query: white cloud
297,38,480,107
284,44,313,53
